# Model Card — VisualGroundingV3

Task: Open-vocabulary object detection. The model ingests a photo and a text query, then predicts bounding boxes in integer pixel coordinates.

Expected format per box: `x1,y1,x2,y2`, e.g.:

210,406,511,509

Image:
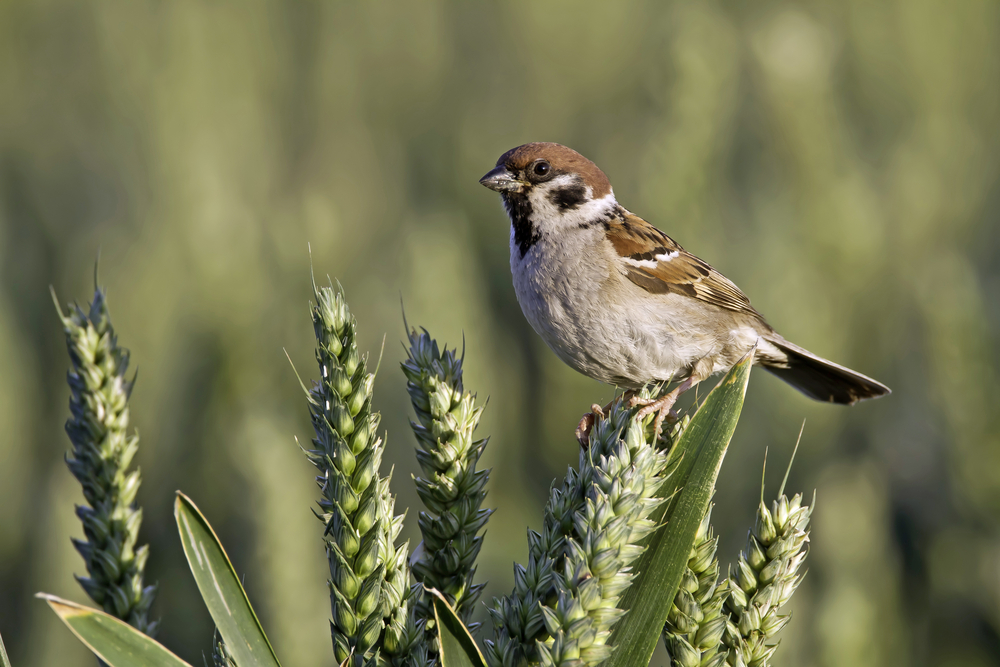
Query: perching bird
479,142,890,442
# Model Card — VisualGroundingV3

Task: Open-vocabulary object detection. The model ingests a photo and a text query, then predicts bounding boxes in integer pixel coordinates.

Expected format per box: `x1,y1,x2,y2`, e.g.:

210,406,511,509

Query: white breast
508,195,744,387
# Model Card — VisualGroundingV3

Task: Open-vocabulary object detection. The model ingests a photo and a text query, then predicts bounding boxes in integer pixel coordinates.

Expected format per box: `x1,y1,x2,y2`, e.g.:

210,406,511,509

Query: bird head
480,142,617,246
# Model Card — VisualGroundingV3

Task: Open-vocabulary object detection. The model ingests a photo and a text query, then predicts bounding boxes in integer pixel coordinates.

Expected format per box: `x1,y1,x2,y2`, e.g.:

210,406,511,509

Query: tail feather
762,336,890,405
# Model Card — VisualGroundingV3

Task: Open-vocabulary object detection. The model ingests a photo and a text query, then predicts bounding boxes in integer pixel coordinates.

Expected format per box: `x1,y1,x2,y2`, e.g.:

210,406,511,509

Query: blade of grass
428,588,487,667
174,493,281,667
605,351,754,667
37,594,191,667
0,629,9,667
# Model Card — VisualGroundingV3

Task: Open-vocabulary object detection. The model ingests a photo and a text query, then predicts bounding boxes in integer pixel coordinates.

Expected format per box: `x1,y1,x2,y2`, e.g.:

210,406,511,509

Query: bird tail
761,335,890,405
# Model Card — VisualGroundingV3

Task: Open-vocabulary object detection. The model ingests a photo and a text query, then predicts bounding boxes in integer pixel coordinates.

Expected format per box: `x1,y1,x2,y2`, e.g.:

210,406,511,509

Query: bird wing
606,210,760,317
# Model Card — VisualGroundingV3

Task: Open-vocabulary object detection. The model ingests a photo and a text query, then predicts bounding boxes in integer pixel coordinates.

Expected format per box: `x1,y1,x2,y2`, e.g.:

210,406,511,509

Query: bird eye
532,160,551,177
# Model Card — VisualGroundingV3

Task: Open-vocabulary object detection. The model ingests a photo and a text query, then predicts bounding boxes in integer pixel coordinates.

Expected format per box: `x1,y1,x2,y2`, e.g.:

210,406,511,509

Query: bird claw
634,393,677,419
628,394,650,409
576,412,597,448
634,391,682,438
576,402,613,448
653,408,679,436
577,392,642,448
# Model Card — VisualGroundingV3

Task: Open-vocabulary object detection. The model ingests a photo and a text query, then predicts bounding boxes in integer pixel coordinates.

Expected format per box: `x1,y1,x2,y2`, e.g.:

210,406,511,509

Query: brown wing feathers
607,212,758,316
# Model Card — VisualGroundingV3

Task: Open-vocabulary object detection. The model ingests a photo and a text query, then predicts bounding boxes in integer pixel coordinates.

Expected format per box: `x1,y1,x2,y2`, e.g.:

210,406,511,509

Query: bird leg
631,376,699,436
576,391,636,447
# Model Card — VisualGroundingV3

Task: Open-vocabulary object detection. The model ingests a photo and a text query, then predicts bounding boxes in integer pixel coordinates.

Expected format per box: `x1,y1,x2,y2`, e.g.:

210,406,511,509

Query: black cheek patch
548,183,588,211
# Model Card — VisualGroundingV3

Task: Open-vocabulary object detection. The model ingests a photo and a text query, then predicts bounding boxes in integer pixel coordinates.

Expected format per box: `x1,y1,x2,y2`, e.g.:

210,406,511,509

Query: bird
479,142,890,443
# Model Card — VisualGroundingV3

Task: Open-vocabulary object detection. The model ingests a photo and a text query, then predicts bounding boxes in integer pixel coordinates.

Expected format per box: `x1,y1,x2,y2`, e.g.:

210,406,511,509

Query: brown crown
497,142,612,198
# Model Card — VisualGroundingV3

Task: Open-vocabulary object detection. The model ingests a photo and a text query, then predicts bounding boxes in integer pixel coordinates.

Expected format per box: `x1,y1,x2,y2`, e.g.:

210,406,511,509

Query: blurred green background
1,1,998,665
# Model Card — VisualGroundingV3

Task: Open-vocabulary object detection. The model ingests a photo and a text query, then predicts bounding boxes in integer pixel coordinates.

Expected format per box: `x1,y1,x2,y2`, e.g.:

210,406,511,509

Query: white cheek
528,176,617,233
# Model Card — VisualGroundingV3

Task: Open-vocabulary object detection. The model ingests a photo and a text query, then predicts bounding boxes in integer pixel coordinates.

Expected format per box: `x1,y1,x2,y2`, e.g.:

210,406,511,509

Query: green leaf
428,587,487,667
605,351,754,667
174,492,281,667
0,628,10,667
36,594,191,667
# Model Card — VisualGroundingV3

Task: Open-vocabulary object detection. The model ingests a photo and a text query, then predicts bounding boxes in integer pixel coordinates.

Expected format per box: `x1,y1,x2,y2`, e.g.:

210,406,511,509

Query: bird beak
479,166,524,193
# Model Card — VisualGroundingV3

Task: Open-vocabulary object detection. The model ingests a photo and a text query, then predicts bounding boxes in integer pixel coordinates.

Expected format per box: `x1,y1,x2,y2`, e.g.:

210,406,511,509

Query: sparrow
479,142,890,442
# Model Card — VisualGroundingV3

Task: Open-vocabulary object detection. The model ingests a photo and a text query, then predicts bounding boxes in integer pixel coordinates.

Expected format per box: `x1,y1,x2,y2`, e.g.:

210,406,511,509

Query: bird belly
511,233,731,388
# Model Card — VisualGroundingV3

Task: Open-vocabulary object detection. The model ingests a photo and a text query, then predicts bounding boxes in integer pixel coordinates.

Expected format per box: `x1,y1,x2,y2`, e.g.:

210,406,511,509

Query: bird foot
576,390,639,447
632,392,681,436
576,403,606,447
